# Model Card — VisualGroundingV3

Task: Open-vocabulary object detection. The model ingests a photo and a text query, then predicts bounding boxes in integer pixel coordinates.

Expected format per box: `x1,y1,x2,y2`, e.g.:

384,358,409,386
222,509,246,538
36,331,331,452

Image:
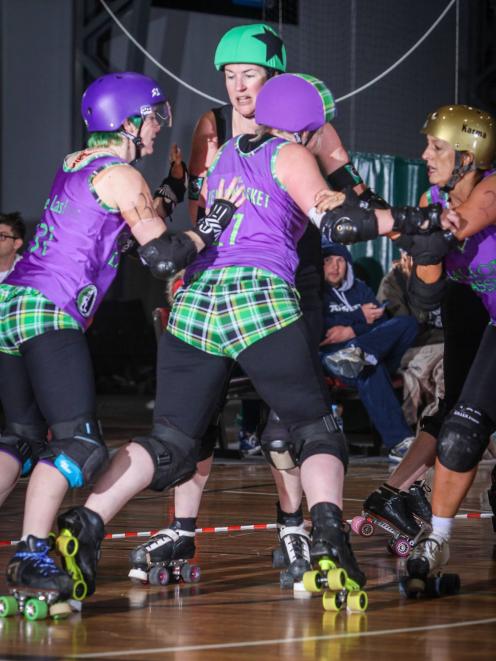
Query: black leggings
154,319,330,441
458,324,496,423
0,329,96,428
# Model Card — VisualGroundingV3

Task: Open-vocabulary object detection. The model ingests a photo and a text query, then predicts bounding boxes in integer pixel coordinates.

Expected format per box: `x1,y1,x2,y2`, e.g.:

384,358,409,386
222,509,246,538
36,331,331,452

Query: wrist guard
409,231,458,266
391,203,442,235
358,187,390,210
138,232,197,280
321,203,378,244
192,199,237,246
154,162,188,216
407,267,447,310
326,162,363,190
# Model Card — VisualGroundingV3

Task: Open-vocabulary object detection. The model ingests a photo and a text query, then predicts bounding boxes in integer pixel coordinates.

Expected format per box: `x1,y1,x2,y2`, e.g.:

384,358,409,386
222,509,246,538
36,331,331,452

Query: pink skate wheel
391,538,411,558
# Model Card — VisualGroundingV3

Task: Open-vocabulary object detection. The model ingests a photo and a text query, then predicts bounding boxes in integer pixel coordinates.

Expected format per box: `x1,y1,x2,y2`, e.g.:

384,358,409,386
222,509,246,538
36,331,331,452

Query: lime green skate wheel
347,590,368,612
0,595,18,617
303,570,322,593
326,567,346,590
24,598,48,621
322,590,344,612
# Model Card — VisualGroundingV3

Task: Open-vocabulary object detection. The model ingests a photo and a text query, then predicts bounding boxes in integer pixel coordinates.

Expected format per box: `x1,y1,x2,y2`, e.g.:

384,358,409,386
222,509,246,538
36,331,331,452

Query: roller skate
55,506,105,600
488,465,496,533
401,530,460,598
351,485,421,557
271,504,311,589
405,480,432,527
0,536,78,621
302,503,367,612
128,521,200,586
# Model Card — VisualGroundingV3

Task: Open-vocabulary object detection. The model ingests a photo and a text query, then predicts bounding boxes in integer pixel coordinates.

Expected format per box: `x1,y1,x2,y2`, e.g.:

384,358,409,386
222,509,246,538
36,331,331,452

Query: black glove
154,162,188,217
409,231,458,265
192,199,237,247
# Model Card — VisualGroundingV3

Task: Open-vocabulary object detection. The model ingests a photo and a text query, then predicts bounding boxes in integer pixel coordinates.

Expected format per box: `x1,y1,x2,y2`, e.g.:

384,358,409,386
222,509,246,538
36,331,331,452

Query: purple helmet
81,72,170,131
255,73,336,132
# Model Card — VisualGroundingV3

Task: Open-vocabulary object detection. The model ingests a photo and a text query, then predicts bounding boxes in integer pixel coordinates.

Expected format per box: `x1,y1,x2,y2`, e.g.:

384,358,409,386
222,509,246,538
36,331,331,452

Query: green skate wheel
302,570,322,593
322,590,344,612
347,590,368,612
326,567,346,590
24,598,48,621
0,595,18,617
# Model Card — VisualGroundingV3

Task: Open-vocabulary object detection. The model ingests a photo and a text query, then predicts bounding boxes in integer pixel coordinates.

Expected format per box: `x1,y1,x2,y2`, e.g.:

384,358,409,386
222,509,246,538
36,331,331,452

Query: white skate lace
411,534,449,571
280,525,311,564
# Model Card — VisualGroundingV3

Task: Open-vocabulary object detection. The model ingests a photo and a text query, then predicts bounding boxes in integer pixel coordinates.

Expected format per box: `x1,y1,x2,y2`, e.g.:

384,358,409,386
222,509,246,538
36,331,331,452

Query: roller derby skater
272,503,311,588
302,503,368,612
128,519,200,586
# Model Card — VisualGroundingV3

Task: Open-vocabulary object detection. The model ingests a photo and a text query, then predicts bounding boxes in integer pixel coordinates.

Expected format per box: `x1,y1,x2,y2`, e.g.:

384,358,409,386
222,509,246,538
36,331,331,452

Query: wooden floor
1,396,496,660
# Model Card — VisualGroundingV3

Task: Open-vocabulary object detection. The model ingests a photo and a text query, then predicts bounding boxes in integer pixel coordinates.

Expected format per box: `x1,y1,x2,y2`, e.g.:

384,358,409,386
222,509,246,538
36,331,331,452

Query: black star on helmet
253,27,284,65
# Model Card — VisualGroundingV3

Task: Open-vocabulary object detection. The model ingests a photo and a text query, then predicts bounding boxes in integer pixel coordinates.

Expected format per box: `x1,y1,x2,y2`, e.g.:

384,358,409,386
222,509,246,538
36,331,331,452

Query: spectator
377,250,444,427
320,243,418,462
0,212,25,282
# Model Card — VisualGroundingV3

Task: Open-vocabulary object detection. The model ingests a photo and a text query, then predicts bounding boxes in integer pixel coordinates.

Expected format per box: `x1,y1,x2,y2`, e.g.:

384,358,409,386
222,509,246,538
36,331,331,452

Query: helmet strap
119,119,145,163
441,151,474,193
292,132,303,144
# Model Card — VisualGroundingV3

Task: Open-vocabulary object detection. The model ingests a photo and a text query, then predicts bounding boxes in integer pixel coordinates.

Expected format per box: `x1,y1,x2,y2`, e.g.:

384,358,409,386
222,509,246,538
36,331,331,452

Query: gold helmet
421,104,496,169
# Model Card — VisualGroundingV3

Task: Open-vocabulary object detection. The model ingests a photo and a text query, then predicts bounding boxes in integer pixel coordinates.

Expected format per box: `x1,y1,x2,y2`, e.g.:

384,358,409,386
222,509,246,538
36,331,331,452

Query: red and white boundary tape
0,513,493,548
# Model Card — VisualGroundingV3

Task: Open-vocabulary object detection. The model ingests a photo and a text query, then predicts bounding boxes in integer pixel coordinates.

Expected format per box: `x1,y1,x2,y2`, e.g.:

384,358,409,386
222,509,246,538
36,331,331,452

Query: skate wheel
346,613,368,633
326,567,346,591
439,573,461,596
302,570,322,593
57,534,78,558
149,566,170,586
322,590,344,612
351,516,366,535
391,538,411,558
272,547,286,569
49,601,72,620
352,516,374,538
72,580,87,601
347,590,368,612
404,577,425,598
181,564,201,584
24,598,48,621
279,571,294,589
0,596,18,617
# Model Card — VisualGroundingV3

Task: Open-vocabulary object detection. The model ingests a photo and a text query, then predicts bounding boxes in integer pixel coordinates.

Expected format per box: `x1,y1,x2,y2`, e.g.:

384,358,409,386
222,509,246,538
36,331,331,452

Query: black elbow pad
321,204,378,244
407,268,447,311
138,232,197,280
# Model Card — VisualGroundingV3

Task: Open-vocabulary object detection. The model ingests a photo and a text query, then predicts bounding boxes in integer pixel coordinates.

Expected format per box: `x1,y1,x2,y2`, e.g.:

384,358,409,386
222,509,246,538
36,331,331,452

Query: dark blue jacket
322,243,385,337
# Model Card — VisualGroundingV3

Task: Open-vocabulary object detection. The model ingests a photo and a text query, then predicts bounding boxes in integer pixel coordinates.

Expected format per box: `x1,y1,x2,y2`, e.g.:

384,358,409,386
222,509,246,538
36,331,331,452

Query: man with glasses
0,212,25,282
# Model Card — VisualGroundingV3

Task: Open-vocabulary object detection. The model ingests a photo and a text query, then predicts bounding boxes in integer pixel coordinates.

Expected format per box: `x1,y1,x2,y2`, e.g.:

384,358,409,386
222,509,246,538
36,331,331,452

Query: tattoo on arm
133,192,156,221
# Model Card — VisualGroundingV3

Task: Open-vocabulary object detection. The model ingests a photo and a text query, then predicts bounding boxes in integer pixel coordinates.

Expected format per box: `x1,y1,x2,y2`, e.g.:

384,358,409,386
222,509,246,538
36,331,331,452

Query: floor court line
67,616,496,658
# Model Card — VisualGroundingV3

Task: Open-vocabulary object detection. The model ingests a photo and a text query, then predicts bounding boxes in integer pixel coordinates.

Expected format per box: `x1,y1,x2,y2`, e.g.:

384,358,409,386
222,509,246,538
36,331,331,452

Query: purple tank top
6,152,129,328
185,135,308,285
427,171,496,323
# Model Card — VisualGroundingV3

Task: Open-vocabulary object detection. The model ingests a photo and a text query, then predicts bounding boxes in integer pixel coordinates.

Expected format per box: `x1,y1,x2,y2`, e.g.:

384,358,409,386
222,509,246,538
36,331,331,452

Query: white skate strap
149,528,195,549
279,525,310,540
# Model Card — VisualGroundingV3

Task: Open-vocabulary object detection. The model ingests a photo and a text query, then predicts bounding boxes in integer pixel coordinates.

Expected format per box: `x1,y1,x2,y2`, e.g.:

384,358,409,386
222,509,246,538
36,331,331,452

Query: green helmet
214,24,287,72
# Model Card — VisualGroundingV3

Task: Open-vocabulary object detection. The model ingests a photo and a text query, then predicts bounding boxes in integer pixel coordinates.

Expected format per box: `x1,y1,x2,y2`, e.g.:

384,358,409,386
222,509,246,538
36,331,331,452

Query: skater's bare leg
0,455,21,507
431,460,477,517
387,431,437,491
21,462,68,538
86,442,154,523
174,455,214,518
270,465,303,513
300,454,344,509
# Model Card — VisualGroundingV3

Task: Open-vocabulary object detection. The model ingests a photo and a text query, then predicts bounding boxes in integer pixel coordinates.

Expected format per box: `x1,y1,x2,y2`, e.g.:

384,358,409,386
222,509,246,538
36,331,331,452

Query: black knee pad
133,421,198,491
296,414,348,470
198,423,218,461
40,416,108,488
420,400,446,438
260,410,292,467
437,403,494,472
0,422,48,477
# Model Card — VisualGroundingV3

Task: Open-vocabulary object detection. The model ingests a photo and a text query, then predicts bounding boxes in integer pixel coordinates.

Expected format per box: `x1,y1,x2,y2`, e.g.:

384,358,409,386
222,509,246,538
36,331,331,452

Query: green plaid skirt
0,285,80,356
168,267,302,359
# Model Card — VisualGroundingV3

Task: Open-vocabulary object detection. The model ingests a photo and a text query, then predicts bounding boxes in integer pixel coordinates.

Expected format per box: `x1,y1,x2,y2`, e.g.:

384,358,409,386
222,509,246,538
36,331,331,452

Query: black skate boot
56,506,105,601
405,481,432,527
272,503,311,588
1,535,74,620
352,485,421,557
488,465,496,533
303,502,367,612
128,520,199,586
